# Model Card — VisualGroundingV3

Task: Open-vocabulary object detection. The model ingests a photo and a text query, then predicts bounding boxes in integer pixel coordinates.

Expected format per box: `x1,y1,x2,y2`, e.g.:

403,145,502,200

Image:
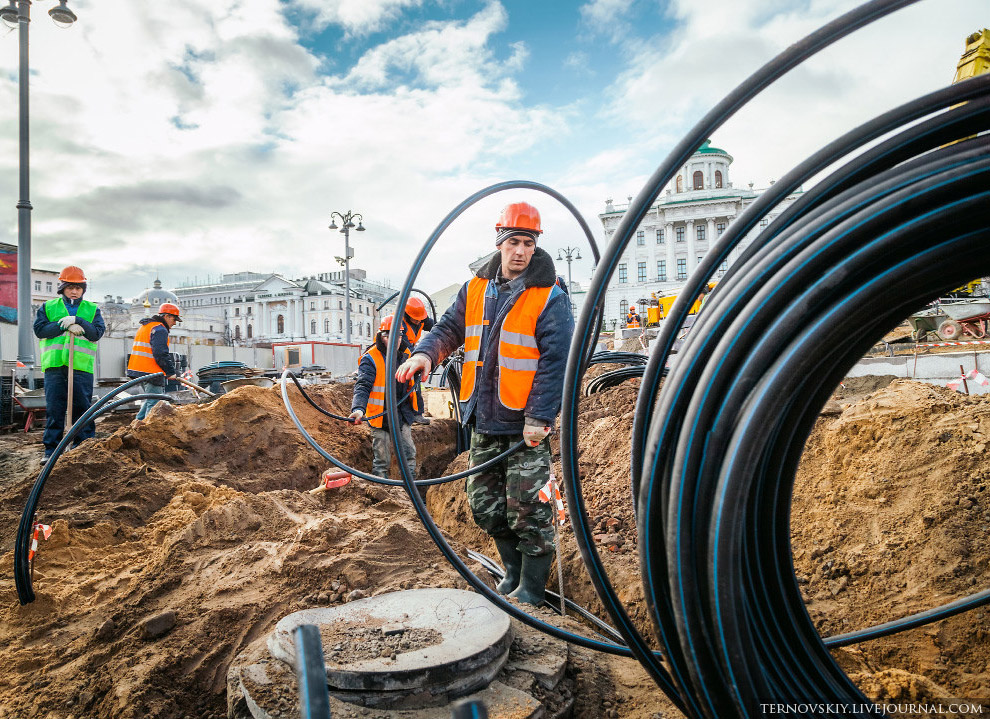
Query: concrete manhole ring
268,588,512,696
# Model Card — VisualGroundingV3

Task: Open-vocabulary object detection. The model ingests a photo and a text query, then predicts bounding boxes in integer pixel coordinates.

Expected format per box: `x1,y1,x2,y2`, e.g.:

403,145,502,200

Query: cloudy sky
0,0,984,301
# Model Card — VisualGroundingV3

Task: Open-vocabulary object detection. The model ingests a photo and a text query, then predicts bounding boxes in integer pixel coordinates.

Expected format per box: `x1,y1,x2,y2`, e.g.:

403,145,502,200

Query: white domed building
599,140,803,330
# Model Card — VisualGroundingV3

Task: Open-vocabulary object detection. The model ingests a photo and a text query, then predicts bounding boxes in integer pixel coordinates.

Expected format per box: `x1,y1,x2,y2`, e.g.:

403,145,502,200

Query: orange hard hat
379,315,394,332
58,266,87,284
629,306,636,312
404,297,428,322
159,302,181,318
495,202,542,235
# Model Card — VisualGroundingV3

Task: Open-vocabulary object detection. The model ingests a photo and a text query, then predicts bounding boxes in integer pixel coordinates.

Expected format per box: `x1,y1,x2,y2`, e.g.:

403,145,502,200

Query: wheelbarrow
936,299,990,340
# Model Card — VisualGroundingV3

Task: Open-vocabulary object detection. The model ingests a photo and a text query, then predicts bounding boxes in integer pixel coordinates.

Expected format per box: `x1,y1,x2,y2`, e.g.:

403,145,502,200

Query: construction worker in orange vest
396,201,575,605
126,302,181,421
625,305,641,329
349,315,419,482
33,266,106,464
401,297,434,425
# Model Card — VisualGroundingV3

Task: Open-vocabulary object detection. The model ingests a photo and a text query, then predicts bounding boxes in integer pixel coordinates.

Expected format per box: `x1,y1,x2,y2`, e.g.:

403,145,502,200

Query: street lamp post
555,246,581,316
328,210,365,344
1,0,78,387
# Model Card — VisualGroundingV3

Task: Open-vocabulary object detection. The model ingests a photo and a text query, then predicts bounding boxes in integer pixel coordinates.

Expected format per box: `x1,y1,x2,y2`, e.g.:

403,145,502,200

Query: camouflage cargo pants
466,431,554,557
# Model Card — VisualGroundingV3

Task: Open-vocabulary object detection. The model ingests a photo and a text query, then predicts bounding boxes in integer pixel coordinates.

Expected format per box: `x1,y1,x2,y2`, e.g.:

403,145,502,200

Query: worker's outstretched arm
399,283,468,380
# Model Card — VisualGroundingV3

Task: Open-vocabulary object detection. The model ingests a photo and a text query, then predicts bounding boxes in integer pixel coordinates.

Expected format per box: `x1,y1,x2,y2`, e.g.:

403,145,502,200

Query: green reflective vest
39,298,99,374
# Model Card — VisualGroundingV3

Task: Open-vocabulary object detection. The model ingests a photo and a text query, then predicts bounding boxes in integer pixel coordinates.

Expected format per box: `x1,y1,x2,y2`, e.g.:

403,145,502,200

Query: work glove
396,354,432,383
348,409,364,425
523,418,551,447
57,315,76,331
67,324,85,336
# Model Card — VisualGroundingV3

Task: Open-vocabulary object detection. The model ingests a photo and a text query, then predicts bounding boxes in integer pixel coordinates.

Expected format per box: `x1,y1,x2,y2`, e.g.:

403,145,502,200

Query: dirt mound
0,373,987,718
0,382,461,719
794,379,990,702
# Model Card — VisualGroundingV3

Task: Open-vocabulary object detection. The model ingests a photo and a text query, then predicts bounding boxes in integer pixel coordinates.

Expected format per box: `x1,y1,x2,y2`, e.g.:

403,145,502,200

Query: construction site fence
0,325,275,380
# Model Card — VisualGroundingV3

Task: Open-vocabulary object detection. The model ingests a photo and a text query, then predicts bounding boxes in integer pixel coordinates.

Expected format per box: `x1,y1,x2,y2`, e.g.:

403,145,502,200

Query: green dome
695,139,730,156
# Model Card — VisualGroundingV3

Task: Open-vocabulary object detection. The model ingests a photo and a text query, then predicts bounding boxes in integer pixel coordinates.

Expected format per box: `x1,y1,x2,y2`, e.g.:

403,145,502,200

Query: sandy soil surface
0,373,987,718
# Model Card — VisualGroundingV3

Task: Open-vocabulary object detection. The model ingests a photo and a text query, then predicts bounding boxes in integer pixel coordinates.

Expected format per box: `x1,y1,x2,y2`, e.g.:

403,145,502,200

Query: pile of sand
0,376,987,718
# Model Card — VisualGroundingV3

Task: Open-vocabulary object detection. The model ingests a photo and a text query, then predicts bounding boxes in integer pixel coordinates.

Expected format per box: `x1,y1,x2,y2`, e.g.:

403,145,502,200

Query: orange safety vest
363,345,418,429
626,314,640,329
460,278,553,411
127,321,168,374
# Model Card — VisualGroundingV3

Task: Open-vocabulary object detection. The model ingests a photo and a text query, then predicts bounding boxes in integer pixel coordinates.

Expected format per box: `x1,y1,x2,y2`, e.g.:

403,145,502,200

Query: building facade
598,141,802,328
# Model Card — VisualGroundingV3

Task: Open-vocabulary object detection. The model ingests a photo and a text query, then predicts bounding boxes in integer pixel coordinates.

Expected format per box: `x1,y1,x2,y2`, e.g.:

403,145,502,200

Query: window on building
637,262,647,283
324,318,330,333
46,282,52,292
658,260,666,282
636,230,645,246
697,225,706,241
618,264,627,283
697,255,705,266
714,170,723,189
760,217,770,228
676,175,683,192
718,260,729,276
247,324,253,339
277,315,284,334
339,318,343,332
234,307,240,316
366,322,371,336
619,299,628,318
310,301,315,310
209,325,214,332
339,300,343,309
656,228,664,244
716,222,726,236
693,171,704,190
676,258,687,280
234,326,241,340
247,306,252,315
310,319,316,334
676,227,685,243
323,300,329,309
34,280,40,291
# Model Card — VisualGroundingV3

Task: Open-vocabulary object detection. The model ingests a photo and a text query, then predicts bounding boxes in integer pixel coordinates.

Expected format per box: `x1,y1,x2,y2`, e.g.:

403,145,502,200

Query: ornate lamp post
555,246,581,316
328,210,365,344
1,0,77,386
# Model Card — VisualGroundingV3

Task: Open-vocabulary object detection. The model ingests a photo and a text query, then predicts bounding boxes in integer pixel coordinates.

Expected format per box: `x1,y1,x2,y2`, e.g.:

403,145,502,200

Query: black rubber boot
508,552,554,606
493,537,523,594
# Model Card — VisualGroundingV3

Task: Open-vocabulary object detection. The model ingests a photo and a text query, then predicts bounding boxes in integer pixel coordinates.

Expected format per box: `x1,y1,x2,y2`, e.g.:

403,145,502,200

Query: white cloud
598,0,988,192
286,0,426,35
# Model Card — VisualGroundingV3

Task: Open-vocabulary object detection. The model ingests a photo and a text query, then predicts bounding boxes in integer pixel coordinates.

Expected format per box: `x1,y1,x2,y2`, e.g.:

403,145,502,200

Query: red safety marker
538,479,566,525
28,523,52,562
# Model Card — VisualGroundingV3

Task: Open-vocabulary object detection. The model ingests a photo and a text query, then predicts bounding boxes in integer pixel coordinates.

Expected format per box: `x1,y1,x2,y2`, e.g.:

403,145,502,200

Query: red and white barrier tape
948,368,989,391
918,340,990,347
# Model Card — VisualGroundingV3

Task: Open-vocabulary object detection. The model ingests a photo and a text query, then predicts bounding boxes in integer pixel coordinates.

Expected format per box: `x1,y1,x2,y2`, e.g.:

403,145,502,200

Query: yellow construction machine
643,282,717,326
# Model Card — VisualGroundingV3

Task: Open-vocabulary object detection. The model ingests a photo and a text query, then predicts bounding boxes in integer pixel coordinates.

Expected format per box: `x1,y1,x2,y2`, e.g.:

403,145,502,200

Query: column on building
685,220,696,275
665,221,675,283
706,218,716,261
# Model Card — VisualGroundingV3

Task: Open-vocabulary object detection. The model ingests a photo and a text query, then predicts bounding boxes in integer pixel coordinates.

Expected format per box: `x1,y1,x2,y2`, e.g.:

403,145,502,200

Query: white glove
396,354,432,383
348,409,364,425
523,418,551,447
57,315,76,330
67,324,85,336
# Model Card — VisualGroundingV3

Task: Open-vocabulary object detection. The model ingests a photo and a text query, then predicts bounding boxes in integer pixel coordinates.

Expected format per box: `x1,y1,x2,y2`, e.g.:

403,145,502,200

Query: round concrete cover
268,588,511,693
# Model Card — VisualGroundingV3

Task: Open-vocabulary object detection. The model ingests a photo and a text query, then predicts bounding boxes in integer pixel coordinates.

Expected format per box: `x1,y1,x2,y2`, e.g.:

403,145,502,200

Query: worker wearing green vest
32,266,106,464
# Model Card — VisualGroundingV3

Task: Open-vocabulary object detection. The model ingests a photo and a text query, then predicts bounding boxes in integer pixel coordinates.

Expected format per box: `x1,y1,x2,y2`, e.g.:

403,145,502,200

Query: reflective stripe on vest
459,278,490,403
459,278,553,411
497,285,553,410
127,322,168,374
364,345,417,429
39,298,98,373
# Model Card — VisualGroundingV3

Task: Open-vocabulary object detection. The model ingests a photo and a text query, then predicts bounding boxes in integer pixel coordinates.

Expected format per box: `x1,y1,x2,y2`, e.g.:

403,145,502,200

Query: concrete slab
268,588,512,706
